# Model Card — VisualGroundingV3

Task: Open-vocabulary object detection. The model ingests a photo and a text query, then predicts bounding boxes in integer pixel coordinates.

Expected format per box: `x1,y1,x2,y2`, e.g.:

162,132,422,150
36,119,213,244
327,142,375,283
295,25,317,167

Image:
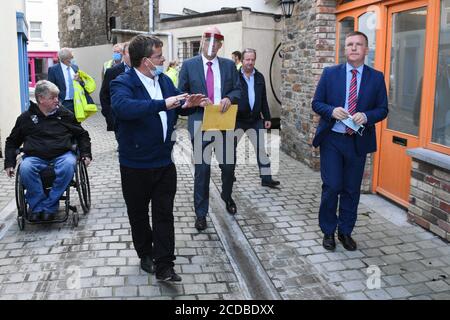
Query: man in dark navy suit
312,31,388,251
100,42,131,132
47,48,79,113
110,35,206,281
178,26,241,231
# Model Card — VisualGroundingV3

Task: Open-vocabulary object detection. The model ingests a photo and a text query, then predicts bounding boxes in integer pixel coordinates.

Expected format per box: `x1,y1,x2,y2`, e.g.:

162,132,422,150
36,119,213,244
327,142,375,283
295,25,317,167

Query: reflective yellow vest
164,67,178,87
73,70,97,122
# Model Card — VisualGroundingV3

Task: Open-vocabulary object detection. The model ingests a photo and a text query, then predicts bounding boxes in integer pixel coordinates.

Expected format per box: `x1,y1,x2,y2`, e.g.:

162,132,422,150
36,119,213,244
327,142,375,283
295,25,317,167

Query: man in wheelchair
4,80,92,222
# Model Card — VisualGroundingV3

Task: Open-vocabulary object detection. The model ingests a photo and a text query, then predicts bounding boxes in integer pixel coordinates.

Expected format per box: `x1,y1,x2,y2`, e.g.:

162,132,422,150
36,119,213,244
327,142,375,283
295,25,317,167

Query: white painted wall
26,0,60,52
159,0,281,15
0,1,24,155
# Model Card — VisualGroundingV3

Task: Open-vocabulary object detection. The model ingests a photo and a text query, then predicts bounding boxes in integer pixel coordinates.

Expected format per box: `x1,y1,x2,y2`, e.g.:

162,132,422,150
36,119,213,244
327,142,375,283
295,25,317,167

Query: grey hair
58,47,73,62
242,48,256,59
35,80,60,103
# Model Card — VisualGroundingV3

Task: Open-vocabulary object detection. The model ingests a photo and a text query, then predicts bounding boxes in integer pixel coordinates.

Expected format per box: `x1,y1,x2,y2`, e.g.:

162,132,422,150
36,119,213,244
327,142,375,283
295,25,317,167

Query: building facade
0,1,28,158
281,0,450,241
57,0,283,117
26,0,60,87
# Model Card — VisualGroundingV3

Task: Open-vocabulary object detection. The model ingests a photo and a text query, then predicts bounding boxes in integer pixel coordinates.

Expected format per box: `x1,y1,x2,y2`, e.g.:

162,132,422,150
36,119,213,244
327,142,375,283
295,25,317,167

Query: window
358,12,376,68
29,21,42,39
178,38,201,63
432,0,450,147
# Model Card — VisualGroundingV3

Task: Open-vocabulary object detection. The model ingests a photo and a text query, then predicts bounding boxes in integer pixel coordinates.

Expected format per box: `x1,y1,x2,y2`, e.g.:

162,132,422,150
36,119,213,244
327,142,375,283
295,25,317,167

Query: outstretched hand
182,94,209,109
166,93,188,110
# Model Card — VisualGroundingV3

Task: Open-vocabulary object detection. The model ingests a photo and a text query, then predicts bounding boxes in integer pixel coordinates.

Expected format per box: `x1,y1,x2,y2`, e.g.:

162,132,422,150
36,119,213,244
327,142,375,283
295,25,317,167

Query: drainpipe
149,0,154,32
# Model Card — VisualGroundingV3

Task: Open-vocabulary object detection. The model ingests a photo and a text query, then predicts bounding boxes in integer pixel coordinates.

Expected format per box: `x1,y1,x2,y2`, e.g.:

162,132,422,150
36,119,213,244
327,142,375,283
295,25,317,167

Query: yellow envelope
201,104,238,131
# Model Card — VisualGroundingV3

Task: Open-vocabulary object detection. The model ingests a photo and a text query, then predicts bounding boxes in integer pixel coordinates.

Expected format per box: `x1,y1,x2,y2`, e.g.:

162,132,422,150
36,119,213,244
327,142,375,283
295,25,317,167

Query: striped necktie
346,69,358,135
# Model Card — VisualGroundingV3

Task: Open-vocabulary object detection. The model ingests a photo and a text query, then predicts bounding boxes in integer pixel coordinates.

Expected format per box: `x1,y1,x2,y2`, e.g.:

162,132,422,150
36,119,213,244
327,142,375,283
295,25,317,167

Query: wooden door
377,1,429,207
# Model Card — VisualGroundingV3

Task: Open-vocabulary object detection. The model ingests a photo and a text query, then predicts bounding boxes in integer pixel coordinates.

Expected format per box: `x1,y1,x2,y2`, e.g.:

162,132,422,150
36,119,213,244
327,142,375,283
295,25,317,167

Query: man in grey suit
178,26,241,231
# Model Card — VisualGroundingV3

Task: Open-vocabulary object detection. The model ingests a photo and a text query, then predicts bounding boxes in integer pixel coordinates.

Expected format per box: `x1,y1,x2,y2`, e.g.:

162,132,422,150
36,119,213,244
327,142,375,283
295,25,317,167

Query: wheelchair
14,149,91,230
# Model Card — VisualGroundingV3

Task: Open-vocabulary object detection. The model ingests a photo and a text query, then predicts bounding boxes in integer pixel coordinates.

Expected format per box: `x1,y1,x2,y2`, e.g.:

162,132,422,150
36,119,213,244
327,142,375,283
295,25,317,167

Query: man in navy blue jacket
48,48,82,113
111,35,206,282
312,31,388,252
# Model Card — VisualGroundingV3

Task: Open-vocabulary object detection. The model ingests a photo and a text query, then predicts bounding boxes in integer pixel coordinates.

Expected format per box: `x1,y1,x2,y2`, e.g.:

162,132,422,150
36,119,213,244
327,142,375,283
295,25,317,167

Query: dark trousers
235,119,272,181
62,100,74,113
120,163,176,271
192,131,235,218
319,131,367,236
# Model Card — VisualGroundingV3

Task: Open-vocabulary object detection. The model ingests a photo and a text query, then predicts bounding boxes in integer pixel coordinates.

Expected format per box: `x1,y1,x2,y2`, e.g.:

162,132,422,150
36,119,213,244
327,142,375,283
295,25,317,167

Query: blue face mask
113,52,122,61
146,58,164,77
153,65,164,76
70,58,76,66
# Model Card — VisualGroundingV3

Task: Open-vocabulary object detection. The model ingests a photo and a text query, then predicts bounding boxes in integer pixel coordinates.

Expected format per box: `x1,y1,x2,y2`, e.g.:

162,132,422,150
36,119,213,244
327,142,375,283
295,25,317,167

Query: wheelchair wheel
76,159,91,214
17,216,25,231
15,167,27,230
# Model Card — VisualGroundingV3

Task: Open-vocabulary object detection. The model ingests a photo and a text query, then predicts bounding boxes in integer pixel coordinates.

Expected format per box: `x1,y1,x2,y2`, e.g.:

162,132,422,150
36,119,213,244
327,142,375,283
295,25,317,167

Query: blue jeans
20,151,76,214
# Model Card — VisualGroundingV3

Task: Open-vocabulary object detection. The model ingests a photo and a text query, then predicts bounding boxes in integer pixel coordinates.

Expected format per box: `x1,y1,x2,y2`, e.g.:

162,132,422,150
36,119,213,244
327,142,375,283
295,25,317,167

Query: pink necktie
206,61,214,103
346,69,358,135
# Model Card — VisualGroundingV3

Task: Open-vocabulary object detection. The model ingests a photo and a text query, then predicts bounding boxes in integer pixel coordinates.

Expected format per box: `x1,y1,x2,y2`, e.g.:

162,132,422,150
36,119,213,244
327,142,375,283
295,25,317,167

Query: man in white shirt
110,35,207,281
48,48,81,113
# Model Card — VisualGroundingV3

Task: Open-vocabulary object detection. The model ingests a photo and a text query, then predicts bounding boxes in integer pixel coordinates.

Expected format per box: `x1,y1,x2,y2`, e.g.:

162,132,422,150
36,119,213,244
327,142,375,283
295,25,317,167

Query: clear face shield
201,32,224,58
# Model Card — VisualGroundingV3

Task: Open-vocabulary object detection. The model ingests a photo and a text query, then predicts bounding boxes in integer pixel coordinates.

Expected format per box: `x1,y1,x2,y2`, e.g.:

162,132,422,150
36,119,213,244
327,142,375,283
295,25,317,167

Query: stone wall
58,0,152,48
408,153,450,242
280,0,337,171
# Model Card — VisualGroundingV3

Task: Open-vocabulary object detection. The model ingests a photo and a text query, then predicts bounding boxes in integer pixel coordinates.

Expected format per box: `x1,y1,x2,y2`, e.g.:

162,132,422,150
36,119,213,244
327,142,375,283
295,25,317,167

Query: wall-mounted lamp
280,0,297,18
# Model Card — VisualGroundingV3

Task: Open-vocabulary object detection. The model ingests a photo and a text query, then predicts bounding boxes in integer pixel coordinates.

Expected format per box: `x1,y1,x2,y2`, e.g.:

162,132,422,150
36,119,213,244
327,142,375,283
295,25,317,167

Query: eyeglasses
149,54,164,60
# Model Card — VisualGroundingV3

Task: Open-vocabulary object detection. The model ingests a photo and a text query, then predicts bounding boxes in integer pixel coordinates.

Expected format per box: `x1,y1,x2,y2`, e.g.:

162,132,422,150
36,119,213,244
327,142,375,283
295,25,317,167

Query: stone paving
0,113,243,300
207,131,450,300
0,112,449,300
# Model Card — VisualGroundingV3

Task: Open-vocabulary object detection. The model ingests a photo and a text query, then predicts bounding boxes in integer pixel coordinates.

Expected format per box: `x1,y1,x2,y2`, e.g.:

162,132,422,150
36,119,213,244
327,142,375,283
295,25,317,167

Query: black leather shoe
338,233,357,251
156,268,182,282
195,217,207,231
140,255,155,274
261,179,280,188
323,234,336,251
40,212,55,221
221,195,237,215
28,212,41,222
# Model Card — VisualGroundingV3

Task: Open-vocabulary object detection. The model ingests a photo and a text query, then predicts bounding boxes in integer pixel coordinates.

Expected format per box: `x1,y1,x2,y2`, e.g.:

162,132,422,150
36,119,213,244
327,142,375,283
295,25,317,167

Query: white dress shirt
134,68,168,142
201,54,221,105
60,63,75,100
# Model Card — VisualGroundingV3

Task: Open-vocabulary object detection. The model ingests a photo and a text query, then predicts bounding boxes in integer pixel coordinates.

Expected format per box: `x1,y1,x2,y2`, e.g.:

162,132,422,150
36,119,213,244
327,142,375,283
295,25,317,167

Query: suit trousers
120,163,176,270
319,131,367,236
191,131,235,218
235,119,272,180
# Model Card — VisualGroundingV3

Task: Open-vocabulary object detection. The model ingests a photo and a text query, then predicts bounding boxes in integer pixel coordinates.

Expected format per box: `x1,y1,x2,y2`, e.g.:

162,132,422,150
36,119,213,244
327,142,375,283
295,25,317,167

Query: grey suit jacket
178,55,241,137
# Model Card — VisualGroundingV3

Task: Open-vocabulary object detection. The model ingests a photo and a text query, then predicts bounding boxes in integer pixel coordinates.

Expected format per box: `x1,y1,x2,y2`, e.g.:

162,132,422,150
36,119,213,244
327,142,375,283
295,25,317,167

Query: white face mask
340,116,365,135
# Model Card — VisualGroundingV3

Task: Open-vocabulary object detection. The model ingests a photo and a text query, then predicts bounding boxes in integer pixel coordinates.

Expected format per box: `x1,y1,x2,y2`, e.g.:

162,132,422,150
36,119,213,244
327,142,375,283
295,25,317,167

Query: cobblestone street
0,112,449,300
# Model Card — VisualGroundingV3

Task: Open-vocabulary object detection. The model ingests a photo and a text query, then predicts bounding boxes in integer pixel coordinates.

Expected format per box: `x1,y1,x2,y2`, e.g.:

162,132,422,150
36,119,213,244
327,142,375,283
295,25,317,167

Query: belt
330,130,354,137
